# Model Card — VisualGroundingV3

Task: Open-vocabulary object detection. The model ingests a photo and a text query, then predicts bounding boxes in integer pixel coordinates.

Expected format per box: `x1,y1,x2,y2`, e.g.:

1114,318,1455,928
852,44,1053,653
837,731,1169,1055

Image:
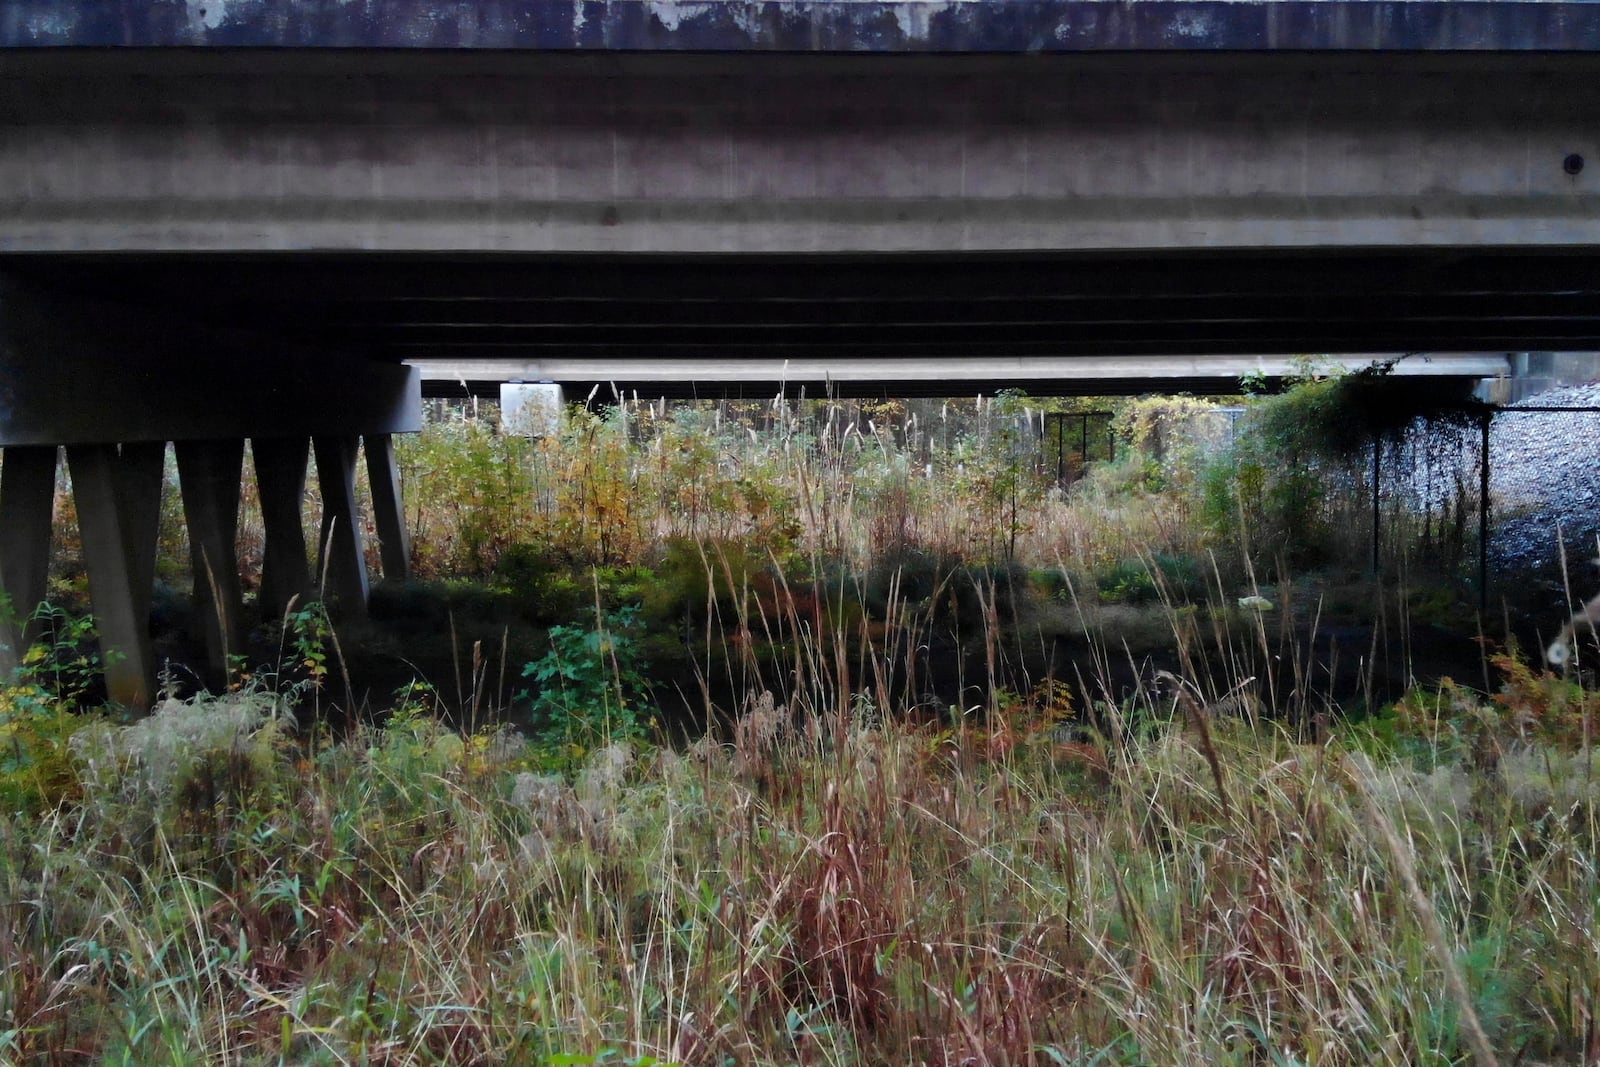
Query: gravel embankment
1489,381,1600,588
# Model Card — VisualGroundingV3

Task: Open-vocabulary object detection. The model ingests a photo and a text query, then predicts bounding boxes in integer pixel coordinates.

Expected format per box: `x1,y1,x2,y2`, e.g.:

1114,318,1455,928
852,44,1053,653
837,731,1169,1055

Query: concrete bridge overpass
4,0,1600,705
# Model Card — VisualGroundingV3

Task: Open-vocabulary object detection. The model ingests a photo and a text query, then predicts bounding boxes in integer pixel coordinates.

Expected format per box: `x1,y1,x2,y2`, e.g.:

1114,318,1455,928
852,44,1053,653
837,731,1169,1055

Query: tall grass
6,388,1582,1064
3,650,1597,1065
7,530,1600,1064
394,397,1211,584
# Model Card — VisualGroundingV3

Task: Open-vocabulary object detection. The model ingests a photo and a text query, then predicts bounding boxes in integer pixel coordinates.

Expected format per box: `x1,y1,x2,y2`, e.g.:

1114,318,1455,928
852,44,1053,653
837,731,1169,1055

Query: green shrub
520,607,654,758
1095,553,1204,605
0,604,120,815
0,687,81,815
1199,381,1335,568
1113,396,1227,495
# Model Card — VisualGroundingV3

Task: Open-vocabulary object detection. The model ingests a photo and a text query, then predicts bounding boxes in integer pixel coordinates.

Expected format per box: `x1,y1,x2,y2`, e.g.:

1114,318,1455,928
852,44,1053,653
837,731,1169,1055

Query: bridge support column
253,437,315,622
364,433,411,582
0,277,420,702
0,446,57,675
314,436,369,617
176,440,246,688
66,443,163,707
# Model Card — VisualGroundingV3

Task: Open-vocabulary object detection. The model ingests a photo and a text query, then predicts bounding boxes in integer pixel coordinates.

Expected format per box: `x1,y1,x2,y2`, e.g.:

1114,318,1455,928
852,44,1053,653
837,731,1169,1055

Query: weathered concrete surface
4,0,1600,52
175,438,246,687
363,433,411,584
3,51,1599,254
312,435,369,618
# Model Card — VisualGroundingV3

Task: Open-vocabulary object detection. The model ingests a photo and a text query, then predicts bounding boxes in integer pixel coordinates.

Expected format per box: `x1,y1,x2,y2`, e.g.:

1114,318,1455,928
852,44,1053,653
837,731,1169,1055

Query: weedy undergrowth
2,648,1596,1066
5,387,1587,1064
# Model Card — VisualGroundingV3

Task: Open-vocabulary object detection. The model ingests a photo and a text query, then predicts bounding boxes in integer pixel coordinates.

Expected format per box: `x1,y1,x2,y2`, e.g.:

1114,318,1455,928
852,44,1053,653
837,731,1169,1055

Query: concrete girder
424,355,1516,400
0,279,421,447
4,53,1600,257
0,446,55,674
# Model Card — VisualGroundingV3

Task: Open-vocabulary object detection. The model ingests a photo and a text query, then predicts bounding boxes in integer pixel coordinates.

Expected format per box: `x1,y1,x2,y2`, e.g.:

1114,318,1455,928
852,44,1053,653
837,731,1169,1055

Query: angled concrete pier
253,438,316,624
0,281,420,705
364,434,413,587
65,443,164,706
312,436,370,620
176,439,247,688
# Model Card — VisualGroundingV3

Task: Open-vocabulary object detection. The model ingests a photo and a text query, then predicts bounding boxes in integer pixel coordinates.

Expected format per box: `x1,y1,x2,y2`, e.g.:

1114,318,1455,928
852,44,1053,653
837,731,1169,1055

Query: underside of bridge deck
9,246,1600,367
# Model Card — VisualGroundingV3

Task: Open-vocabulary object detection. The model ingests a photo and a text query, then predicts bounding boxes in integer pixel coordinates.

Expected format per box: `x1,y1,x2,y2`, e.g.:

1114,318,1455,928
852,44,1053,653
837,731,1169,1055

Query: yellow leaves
0,683,52,718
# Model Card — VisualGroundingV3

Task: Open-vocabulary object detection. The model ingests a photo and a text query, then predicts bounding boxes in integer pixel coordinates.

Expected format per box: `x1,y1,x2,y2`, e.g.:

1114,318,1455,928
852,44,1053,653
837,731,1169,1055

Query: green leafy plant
0,604,114,814
521,606,653,755
0,686,81,815
281,602,332,690
19,603,114,708
1093,553,1204,605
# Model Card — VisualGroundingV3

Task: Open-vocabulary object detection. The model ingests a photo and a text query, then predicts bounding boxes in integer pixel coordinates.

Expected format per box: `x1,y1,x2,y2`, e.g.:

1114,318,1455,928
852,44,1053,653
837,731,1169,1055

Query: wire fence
1039,411,1117,484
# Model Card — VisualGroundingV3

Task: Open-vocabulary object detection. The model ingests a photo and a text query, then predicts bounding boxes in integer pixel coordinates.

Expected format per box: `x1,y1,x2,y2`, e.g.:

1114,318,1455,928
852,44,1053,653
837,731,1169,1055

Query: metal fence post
1372,437,1382,575
1479,410,1491,614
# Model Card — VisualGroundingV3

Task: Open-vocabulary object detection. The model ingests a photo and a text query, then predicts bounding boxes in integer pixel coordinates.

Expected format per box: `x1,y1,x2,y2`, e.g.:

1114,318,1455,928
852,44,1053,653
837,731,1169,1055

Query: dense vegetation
3,379,1596,1065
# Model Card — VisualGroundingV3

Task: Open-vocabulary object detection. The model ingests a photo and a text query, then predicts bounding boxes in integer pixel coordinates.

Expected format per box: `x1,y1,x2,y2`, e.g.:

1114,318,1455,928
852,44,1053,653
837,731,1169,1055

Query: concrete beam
412,354,1514,390
2,53,1599,255
0,279,420,446
0,446,55,674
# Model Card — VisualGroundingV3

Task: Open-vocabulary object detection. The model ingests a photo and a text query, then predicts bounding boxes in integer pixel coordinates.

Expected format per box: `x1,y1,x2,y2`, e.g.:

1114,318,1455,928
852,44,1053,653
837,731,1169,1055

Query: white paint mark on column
652,2,686,32
188,0,229,31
